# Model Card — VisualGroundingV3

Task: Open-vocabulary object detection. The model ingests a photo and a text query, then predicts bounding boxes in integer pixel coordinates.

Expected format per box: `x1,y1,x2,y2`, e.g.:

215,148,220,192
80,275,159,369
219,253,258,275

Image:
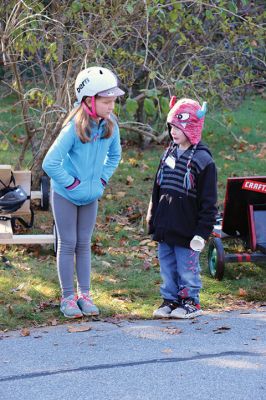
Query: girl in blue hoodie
42,67,125,318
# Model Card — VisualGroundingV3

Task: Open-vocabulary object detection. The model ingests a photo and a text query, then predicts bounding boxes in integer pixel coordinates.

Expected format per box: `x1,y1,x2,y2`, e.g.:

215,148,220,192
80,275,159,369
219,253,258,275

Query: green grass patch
0,95,265,330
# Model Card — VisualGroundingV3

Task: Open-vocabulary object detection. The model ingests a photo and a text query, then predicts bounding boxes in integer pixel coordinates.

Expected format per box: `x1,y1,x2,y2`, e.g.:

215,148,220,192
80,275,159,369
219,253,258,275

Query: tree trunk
31,113,66,188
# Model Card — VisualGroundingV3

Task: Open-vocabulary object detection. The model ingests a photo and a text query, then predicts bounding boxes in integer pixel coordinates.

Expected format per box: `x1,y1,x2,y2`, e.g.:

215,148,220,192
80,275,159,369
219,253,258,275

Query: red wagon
208,176,266,280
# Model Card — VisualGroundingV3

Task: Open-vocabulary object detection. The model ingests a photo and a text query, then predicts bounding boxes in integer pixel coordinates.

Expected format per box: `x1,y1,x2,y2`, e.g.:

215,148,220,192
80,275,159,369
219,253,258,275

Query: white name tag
165,155,175,169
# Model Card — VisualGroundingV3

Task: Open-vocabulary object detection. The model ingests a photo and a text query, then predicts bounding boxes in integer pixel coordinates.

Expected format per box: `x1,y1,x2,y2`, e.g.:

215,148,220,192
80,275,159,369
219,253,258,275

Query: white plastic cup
190,235,205,252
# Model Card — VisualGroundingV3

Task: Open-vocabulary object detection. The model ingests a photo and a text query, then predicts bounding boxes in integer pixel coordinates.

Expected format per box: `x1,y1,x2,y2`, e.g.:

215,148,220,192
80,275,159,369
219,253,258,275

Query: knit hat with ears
167,97,207,145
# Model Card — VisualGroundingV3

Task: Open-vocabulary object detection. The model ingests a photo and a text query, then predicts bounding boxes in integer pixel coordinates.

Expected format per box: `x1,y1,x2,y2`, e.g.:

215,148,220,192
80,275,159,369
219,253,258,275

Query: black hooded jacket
147,141,218,248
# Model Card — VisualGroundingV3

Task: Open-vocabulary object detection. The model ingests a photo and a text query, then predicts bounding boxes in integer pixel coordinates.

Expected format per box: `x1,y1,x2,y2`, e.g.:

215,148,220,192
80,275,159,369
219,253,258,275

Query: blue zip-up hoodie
42,116,121,206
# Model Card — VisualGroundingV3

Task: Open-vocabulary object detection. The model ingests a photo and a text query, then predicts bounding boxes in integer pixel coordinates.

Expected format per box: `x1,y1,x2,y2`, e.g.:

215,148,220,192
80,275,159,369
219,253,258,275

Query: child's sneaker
60,295,83,318
153,299,179,318
77,293,99,316
170,298,202,319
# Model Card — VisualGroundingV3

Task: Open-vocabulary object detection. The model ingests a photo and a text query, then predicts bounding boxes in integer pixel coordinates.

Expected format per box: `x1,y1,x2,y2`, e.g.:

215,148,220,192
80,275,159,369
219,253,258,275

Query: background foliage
0,0,265,185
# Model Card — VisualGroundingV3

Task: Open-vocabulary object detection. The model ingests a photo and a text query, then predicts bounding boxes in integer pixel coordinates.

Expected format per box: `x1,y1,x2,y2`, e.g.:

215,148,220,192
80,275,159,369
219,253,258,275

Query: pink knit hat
167,97,207,145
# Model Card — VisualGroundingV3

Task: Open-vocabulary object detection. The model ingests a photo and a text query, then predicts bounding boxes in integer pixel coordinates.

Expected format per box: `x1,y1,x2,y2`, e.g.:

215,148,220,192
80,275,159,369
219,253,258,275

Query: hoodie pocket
66,179,90,202
91,179,105,200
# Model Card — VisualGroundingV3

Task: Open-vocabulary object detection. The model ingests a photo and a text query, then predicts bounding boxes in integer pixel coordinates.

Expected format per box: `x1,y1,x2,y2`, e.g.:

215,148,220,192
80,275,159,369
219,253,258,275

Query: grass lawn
0,94,265,331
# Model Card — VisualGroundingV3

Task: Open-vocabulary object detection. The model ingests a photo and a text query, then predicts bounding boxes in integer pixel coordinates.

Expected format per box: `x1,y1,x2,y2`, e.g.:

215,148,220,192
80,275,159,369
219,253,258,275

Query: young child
42,66,125,318
147,97,217,319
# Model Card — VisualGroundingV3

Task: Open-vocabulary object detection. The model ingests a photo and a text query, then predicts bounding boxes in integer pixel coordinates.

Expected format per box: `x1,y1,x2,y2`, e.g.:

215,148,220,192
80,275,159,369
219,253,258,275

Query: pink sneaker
60,295,83,318
77,293,99,316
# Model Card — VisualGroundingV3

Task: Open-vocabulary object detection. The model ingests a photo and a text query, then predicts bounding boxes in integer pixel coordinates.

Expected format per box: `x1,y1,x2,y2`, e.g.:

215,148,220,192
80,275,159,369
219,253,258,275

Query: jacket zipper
91,127,101,194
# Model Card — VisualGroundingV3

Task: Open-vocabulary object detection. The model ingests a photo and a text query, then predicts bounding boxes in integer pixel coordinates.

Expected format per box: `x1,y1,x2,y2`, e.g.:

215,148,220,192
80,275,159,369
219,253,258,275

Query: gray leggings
51,191,98,298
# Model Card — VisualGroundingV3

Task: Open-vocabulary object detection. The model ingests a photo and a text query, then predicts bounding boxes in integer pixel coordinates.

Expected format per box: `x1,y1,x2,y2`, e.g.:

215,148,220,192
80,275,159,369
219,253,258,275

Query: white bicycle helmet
75,66,125,103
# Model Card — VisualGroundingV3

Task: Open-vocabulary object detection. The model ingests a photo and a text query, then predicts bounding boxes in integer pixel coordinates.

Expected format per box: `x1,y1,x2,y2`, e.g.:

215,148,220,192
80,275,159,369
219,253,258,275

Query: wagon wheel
40,175,50,210
208,238,225,280
53,223,58,256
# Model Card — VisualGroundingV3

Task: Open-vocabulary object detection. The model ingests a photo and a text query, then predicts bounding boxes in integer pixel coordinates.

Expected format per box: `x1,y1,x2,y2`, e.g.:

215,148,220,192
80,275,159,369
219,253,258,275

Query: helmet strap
82,97,98,119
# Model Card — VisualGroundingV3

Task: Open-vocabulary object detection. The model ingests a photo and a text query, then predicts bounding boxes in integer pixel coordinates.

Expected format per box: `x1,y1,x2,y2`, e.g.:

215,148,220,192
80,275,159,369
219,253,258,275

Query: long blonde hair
62,98,114,143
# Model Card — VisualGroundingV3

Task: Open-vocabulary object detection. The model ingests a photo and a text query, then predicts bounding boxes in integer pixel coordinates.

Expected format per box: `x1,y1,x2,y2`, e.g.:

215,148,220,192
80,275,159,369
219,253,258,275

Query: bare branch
119,122,168,143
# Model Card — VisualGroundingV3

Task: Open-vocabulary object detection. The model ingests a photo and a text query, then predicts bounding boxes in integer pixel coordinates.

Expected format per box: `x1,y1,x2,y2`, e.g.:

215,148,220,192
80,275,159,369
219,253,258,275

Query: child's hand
146,199,152,224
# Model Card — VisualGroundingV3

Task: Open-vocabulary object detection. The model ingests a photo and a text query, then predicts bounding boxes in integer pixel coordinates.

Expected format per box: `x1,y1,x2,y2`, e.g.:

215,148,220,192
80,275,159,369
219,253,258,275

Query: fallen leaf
39,224,51,231
161,348,173,353
147,241,157,247
126,175,134,185
241,127,251,134
256,143,266,159
11,283,25,292
67,325,92,333
101,260,112,268
20,294,32,302
91,243,106,255
128,213,142,222
140,163,149,172
162,328,182,335
108,277,118,283
139,239,152,246
21,328,30,337
6,304,14,315
142,260,151,270
152,257,159,266
37,300,58,311
137,254,146,259
123,226,134,231
224,155,235,161
103,314,133,324
128,158,138,166
238,288,247,297
116,192,126,198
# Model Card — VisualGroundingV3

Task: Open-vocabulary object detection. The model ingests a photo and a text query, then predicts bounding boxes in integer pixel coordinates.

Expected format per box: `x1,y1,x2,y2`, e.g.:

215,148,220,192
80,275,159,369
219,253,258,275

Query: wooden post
0,215,13,239
12,171,31,215
0,165,12,189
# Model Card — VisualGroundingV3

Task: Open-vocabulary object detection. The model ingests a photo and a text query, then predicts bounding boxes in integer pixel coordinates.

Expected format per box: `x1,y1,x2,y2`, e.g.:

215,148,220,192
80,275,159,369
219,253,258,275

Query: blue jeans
158,242,202,304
